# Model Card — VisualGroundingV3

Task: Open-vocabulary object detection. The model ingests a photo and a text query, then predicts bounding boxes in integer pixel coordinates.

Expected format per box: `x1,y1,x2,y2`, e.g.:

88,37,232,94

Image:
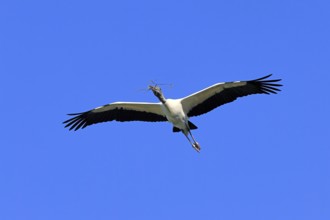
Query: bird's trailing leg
188,130,200,152
183,131,201,152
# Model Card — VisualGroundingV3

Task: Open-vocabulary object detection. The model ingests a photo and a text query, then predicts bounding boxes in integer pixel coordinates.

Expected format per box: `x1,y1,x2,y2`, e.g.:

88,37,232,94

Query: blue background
1,1,329,219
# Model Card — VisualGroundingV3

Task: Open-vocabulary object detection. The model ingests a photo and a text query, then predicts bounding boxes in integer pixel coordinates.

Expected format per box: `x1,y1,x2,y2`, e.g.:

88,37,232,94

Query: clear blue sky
1,1,329,219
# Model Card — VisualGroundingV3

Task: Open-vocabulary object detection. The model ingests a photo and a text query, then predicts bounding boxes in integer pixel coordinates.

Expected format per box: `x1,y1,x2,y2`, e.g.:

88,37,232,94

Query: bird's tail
172,121,198,133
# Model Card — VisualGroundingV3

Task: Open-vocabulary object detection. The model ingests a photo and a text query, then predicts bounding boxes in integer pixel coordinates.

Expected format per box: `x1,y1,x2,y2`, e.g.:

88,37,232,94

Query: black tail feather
188,121,198,130
172,121,198,133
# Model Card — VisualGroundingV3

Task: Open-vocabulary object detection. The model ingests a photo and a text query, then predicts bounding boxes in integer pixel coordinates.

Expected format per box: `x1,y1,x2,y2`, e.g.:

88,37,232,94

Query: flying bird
63,74,282,152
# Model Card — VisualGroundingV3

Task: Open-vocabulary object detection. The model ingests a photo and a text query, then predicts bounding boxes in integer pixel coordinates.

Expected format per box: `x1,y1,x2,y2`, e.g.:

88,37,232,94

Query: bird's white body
161,99,186,130
64,75,282,152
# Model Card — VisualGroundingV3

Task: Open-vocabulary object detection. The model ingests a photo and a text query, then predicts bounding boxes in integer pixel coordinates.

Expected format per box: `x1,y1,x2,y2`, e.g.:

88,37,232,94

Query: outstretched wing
181,74,282,117
63,102,167,131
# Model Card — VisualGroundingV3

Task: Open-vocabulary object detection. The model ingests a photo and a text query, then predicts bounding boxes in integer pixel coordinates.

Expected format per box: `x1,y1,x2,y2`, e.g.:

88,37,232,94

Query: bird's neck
157,93,166,104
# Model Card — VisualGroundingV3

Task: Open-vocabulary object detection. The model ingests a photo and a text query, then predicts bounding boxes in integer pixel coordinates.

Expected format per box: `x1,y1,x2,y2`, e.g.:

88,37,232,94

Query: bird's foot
193,142,201,152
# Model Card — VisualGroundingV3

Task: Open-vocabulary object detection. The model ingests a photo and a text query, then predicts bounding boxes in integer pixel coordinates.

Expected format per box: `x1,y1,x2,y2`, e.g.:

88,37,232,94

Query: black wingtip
248,74,283,95
67,112,84,116
63,111,89,131
254,74,273,81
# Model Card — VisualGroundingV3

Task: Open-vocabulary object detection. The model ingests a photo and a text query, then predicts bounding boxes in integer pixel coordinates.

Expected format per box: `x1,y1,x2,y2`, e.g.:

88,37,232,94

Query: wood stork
63,74,282,152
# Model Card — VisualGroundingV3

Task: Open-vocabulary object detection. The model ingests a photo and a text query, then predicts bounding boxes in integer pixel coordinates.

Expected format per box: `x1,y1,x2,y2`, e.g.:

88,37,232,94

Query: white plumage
64,74,282,152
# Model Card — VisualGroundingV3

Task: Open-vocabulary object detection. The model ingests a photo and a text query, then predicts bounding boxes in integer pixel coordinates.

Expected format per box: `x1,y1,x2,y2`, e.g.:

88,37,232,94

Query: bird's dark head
148,85,162,97
148,85,165,102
